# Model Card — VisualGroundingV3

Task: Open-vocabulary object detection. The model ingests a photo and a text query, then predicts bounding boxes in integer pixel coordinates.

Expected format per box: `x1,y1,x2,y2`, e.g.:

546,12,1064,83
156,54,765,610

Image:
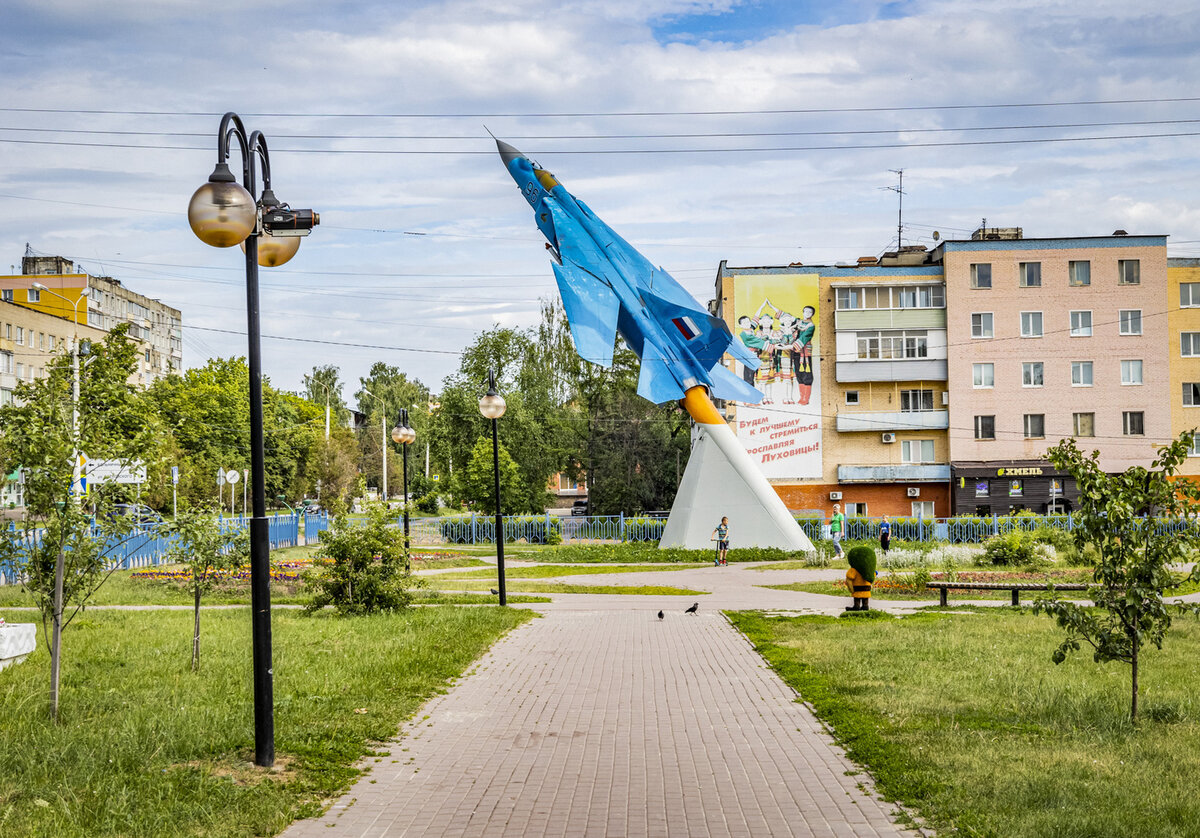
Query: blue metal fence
0,514,303,586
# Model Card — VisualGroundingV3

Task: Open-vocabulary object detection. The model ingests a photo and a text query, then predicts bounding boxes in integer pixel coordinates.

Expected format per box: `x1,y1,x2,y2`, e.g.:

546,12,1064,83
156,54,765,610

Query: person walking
879,515,891,555
711,516,731,566
829,503,844,558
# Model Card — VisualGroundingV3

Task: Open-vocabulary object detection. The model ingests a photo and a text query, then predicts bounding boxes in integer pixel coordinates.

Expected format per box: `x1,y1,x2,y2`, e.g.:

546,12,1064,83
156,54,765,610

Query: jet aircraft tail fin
636,340,686,404
706,361,764,405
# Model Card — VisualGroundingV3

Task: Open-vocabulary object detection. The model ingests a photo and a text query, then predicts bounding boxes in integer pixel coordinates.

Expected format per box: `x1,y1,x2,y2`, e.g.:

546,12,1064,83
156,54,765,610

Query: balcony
836,358,947,382
837,464,951,483
836,410,949,433
835,308,946,331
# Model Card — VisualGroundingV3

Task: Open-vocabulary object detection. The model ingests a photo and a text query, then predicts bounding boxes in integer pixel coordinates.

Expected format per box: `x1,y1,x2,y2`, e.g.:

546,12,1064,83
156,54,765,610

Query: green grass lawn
768,571,1200,601
729,608,1200,838
432,563,706,580
0,606,531,838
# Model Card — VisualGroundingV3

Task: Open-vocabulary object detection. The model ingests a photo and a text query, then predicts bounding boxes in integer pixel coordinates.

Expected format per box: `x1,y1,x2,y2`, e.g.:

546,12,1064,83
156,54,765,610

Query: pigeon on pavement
657,610,664,620
684,602,699,615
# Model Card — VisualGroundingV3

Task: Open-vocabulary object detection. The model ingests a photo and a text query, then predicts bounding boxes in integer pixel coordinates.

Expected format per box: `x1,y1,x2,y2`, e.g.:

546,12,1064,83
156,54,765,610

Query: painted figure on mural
736,316,767,389
790,305,816,406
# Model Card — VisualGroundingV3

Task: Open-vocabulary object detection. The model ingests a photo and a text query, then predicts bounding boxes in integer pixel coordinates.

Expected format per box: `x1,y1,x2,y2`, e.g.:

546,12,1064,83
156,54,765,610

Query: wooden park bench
926,580,1090,607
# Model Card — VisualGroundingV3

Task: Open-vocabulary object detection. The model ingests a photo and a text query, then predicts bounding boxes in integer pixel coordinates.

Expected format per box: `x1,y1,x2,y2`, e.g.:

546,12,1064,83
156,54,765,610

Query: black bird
684,602,699,615
657,610,664,620
490,589,499,595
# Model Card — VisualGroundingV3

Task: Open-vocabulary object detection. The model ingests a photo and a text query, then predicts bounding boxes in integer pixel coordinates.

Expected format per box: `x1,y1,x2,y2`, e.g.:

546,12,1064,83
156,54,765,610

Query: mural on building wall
733,274,822,479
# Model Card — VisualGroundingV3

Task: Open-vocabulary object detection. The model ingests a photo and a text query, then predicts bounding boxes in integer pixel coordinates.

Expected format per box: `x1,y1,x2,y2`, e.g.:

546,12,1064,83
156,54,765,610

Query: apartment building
939,230,1169,514
714,258,951,518
1167,258,1200,476
0,253,182,387
0,299,108,406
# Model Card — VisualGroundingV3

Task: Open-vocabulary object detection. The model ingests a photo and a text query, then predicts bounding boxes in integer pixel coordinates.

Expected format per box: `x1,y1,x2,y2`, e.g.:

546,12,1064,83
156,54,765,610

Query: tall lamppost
478,369,507,606
360,387,387,504
306,374,331,440
391,409,415,559
188,112,318,768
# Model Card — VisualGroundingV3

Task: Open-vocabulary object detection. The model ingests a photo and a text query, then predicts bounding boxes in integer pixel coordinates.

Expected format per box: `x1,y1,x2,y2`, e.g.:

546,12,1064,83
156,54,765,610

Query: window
1119,309,1142,336
835,287,861,309
1022,362,1044,387
970,264,992,289
1008,480,1024,497
1182,283,1200,308
912,501,935,518
975,481,990,498
973,363,994,388
895,285,945,308
845,502,869,517
1121,359,1143,385
971,313,994,338
0,389,10,407
974,415,995,440
47,336,55,351
855,330,928,360
1184,383,1200,407
1069,260,1091,286
1073,412,1095,437
900,389,934,411
1,290,11,302
1020,311,1043,338
15,363,22,378
1184,333,1200,357
845,390,859,405
0,352,11,373
27,289,40,303
15,327,23,346
1069,311,1092,337
1123,411,1145,435
1019,262,1042,287
1118,259,1141,285
1024,414,1045,438
38,333,45,350
901,439,935,463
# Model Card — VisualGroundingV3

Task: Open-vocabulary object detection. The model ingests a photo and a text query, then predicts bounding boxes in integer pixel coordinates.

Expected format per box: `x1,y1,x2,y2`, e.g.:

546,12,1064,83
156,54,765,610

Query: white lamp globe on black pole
391,409,416,563
478,369,507,606
188,112,318,769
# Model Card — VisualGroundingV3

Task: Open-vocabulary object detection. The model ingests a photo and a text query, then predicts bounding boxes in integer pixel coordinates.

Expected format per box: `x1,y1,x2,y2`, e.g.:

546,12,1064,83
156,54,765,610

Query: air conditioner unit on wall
829,491,842,501
907,487,921,497
881,432,896,444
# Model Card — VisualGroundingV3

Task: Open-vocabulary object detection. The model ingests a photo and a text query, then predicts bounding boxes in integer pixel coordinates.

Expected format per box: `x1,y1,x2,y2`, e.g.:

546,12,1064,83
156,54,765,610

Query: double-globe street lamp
478,369,507,606
390,409,416,560
187,112,319,768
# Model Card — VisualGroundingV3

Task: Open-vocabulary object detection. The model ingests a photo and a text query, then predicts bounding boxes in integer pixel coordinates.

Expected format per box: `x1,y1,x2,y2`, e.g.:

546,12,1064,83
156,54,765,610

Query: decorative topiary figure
844,545,876,611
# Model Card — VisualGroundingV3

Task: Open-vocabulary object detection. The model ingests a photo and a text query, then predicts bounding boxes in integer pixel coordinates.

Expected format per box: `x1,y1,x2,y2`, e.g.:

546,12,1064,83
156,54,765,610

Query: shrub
846,545,877,582
982,530,1036,566
415,494,440,516
304,503,418,615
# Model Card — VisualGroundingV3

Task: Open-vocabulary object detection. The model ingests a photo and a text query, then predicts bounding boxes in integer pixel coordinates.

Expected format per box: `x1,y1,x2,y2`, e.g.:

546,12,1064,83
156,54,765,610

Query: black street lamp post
188,112,318,768
391,409,415,561
478,370,507,606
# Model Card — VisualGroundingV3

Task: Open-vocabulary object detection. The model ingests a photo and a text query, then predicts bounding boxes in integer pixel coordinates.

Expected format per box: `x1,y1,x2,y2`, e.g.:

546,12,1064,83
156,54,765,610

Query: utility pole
885,169,904,251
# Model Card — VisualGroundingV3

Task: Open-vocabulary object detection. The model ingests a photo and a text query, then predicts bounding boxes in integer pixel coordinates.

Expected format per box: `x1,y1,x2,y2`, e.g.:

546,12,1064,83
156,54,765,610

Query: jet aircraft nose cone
495,138,525,167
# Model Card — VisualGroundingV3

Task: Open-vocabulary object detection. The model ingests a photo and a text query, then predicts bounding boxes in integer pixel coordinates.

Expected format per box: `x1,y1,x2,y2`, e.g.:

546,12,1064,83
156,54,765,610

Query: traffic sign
226,469,240,484
171,466,179,485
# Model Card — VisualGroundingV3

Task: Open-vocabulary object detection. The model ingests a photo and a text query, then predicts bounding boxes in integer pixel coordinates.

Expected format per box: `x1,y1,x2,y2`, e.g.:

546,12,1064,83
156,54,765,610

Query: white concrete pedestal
0,623,36,671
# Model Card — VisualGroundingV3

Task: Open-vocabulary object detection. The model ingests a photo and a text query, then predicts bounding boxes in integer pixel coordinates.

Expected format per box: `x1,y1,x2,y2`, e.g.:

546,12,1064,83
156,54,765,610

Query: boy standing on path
711,516,730,566
879,515,891,555
829,503,844,558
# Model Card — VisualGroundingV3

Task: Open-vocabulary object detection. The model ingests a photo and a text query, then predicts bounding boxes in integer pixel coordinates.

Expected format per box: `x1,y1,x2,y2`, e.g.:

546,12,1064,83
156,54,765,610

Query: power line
3,129,1200,154
2,95,1198,118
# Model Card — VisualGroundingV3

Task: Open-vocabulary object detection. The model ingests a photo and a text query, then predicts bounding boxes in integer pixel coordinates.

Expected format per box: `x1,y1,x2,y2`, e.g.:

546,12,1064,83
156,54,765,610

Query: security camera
261,207,319,237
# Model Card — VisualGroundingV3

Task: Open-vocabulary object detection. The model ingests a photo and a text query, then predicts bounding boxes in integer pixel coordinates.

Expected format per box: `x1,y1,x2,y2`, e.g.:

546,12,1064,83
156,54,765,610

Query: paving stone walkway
281,602,916,837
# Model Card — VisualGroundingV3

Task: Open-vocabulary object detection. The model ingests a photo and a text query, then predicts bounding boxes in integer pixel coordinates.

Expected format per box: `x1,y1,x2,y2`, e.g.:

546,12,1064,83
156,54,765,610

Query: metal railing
0,514,303,586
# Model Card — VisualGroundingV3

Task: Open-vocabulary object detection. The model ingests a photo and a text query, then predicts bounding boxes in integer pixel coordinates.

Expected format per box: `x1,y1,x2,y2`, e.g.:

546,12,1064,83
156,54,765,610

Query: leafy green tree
304,503,417,615
161,506,249,671
458,437,523,515
0,327,156,720
1033,433,1200,722
303,364,349,429
354,363,430,498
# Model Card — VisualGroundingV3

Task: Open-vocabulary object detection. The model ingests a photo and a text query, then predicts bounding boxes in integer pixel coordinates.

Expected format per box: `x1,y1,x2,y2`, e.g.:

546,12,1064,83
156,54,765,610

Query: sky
3,0,1200,405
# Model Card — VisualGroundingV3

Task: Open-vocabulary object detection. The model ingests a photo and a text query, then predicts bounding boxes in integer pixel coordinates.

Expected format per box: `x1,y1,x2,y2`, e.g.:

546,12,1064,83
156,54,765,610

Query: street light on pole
478,369,507,606
188,111,319,768
306,374,331,440
390,409,415,561
360,387,387,505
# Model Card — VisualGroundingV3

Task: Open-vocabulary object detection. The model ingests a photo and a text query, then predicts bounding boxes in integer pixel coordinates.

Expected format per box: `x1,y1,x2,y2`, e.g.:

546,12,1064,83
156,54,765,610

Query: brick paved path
281,607,914,837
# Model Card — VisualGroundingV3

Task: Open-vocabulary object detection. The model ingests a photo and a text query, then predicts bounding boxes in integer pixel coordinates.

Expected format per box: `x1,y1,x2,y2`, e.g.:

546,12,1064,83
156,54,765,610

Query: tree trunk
192,585,202,672
49,545,65,723
1131,636,1139,723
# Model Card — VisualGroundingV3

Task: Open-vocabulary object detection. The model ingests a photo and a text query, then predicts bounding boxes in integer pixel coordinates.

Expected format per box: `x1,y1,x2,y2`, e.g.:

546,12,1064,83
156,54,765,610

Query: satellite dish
933,231,940,241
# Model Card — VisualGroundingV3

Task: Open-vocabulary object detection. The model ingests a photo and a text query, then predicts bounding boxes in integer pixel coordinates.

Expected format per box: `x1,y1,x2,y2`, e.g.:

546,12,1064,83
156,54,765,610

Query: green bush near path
0,606,530,838
729,608,1200,837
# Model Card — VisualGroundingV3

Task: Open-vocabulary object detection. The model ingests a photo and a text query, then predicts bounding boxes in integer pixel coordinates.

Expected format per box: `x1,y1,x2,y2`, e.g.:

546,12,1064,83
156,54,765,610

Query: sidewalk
280,605,916,837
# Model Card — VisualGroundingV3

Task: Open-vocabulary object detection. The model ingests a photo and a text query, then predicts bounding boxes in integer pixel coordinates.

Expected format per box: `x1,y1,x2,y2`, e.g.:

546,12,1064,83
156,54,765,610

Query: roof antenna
883,169,904,251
